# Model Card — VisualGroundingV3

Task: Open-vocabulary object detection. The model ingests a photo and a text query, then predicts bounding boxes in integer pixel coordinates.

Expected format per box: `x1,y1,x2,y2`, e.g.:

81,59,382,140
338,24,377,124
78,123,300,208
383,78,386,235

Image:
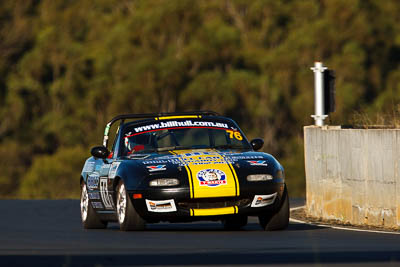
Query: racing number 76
226,130,243,141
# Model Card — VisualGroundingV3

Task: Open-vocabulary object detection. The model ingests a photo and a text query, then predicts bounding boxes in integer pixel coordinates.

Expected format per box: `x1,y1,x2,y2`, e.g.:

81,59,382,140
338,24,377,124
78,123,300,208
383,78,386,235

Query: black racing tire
258,186,290,231
80,183,108,229
116,180,145,231
222,215,248,230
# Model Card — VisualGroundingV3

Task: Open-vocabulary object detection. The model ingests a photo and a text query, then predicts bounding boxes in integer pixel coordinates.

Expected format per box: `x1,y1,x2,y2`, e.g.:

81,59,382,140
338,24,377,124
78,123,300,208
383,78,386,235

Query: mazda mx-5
80,111,289,231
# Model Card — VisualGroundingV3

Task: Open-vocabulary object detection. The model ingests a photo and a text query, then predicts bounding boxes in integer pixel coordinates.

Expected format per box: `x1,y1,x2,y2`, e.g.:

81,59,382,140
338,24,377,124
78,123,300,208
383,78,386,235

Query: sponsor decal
100,164,111,176
226,130,243,140
100,164,111,172
132,120,229,133
177,153,226,166
196,169,227,187
143,152,263,167
145,199,177,212
248,160,268,167
83,161,95,173
88,192,100,200
87,173,99,189
91,202,103,209
144,160,178,165
251,193,277,208
108,162,121,178
146,165,166,172
100,178,114,209
171,150,239,198
226,155,264,161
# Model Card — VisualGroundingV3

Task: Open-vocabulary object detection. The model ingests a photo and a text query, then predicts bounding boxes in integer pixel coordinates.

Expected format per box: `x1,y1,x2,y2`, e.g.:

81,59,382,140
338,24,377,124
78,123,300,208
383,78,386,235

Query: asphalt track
1,199,400,267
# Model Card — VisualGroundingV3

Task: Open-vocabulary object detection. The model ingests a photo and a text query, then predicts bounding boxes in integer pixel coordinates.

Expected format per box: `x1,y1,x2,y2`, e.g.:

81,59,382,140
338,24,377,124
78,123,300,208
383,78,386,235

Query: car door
98,126,123,211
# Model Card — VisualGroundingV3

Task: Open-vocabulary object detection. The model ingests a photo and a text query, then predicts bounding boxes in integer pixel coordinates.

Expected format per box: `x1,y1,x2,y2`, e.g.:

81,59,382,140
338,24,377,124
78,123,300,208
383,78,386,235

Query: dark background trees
1,0,399,198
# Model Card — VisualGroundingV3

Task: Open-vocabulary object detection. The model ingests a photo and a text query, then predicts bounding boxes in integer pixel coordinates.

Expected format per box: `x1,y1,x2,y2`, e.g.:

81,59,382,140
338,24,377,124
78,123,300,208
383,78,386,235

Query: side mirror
250,138,264,151
91,146,110,159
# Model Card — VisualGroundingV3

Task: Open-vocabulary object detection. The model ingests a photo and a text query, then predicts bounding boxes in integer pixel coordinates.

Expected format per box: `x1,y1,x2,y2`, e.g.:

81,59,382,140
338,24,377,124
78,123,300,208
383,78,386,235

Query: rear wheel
222,215,248,230
80,183,107,229
116,181,145,231
258,187,289,231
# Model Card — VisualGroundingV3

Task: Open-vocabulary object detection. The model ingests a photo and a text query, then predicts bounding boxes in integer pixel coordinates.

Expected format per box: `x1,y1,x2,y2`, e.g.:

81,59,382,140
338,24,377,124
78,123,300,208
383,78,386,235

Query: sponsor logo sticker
108,162,121,178
100,164,111,174
196,169,227,187
144,152,264,166
100,178,114,209
248,160,268,167
88,192,100,199
87,173,99,189
91,202,104,209
146,165,166,172
133,120,229,133
145,199,177,212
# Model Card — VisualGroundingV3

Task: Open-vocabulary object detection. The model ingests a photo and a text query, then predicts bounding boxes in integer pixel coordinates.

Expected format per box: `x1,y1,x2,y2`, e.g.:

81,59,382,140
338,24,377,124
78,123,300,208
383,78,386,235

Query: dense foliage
1,0,400,198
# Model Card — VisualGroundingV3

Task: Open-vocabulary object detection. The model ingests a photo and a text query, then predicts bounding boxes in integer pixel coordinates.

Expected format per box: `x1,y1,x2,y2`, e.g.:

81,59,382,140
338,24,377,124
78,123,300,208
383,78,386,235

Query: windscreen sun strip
124,126,230,139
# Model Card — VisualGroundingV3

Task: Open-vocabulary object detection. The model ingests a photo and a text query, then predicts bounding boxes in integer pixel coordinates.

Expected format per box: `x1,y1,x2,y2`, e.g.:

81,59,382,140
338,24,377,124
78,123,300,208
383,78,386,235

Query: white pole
311,62,328,126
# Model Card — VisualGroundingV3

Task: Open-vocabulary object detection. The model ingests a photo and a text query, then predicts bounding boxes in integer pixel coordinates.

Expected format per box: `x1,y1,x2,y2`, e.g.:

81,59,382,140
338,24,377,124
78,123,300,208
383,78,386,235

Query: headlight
149,178,179,187
247,174,273,182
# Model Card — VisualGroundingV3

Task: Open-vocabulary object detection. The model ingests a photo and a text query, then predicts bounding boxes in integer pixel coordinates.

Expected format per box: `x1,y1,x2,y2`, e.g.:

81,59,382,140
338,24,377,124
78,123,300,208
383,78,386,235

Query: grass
350,105,400,129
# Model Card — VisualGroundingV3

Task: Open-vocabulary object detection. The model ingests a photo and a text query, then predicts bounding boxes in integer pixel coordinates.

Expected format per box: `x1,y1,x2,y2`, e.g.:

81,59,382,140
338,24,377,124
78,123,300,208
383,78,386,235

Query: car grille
178,197,251,209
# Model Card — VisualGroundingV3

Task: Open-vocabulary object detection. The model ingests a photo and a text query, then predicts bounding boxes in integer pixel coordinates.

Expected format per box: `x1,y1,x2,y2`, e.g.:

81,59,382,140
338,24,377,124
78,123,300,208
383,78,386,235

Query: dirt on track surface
291,206,400,234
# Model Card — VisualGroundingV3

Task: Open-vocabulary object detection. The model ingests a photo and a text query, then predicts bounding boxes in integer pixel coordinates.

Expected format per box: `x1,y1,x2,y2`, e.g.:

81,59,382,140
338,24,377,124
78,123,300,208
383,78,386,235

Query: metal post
311,62,328,126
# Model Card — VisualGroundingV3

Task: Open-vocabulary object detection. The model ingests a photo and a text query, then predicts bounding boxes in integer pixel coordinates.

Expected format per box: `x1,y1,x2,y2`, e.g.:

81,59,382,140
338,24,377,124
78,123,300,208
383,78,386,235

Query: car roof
107,111,219,126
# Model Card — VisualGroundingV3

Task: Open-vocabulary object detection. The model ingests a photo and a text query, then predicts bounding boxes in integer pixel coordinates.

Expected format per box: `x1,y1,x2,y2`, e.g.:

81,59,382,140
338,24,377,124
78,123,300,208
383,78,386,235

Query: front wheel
258,187,289,231
116,181,145,231
80,183,107,229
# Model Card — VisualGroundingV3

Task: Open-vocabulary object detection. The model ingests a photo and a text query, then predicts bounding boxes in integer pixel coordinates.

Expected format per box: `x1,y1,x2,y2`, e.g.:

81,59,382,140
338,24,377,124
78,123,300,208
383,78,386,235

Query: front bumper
128,181,285,223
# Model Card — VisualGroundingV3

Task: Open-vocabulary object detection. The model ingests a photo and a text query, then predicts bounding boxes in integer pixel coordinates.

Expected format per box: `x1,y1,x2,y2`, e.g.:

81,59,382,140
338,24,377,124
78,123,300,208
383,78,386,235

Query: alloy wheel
117,183,127,223
80,184,89,222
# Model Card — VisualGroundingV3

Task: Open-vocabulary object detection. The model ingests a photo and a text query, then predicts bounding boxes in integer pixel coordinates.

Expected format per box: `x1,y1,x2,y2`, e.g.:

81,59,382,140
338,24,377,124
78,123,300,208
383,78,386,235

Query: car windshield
121,119,251,155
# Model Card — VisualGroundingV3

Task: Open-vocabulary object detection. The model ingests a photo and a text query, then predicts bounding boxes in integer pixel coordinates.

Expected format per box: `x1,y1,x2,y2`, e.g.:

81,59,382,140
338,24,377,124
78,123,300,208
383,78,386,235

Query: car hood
117,149,283,198
133,149,279,169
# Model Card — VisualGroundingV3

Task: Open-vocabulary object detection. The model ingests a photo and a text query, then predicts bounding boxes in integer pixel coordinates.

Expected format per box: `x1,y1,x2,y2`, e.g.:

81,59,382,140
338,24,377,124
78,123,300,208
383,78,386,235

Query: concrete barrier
304,126,400,228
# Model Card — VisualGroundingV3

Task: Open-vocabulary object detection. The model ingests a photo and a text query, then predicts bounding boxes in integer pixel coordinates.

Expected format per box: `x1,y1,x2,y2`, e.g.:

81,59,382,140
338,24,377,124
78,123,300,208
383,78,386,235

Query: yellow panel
191,206,237,216
171,149,240,199
157,115,201,120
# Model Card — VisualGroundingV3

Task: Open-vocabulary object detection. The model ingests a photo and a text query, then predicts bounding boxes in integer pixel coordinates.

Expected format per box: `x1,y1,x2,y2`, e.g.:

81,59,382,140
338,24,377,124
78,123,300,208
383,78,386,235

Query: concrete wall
304,126,400,228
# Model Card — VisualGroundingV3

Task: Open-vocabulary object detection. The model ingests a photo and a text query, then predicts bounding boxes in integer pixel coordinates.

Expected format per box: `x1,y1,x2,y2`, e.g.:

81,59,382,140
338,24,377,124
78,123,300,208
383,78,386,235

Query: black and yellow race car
80,111,289,231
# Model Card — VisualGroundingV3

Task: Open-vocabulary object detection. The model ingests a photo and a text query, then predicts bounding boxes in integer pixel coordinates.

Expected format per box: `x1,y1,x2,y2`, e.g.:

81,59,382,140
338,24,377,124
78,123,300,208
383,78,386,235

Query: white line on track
290,206,400,235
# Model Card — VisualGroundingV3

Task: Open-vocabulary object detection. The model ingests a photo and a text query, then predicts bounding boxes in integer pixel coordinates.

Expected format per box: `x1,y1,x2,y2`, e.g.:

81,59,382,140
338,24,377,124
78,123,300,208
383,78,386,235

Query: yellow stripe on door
171,150,240,199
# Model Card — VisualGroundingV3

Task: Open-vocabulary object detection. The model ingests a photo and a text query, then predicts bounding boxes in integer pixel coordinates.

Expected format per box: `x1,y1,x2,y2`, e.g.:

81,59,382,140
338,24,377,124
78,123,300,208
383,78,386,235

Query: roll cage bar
102,111,219,147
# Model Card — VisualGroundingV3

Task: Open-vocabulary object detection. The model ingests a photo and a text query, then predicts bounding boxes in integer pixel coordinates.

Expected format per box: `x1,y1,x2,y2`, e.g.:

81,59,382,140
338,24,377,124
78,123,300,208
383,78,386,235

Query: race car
80,111,289,231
